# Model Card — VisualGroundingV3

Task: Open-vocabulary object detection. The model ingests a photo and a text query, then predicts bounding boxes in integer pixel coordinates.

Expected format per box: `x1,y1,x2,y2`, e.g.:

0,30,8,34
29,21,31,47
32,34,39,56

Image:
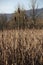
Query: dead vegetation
0,29,43,65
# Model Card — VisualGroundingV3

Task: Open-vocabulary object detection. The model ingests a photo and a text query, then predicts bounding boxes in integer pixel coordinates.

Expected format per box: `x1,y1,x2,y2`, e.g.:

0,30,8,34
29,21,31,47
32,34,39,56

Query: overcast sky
0,0,43,13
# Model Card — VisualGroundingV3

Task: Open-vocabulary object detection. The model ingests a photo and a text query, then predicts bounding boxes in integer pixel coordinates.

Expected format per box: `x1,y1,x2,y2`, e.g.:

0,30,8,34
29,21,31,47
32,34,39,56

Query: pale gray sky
0,0,43,13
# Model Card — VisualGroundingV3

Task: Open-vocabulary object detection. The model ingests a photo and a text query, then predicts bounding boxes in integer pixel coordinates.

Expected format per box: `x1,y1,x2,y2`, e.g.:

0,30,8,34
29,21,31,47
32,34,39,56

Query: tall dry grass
0,29,43,65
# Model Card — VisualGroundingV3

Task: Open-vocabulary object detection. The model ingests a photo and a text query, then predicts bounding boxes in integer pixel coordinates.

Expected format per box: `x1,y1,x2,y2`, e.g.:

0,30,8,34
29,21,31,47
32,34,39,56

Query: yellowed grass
0,29,43,65
0,29,43,48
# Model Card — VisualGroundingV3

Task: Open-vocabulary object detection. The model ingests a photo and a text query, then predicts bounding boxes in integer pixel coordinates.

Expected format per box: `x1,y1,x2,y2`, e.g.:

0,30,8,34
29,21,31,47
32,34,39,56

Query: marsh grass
0,29,43,65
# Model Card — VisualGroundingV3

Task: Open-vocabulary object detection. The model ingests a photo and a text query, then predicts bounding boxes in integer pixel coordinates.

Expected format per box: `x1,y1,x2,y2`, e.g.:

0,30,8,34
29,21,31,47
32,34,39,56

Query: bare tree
30,0,38,28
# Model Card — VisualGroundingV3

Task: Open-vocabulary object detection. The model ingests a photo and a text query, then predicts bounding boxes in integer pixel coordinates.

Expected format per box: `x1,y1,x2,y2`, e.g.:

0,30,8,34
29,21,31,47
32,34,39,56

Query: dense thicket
0,8,43,30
